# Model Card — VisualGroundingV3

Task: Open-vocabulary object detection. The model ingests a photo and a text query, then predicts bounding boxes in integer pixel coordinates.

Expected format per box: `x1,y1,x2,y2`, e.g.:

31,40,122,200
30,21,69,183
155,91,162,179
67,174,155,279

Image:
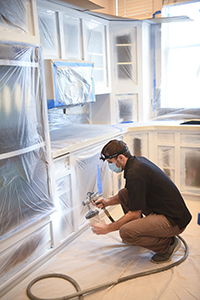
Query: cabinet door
0,0,39,44
127,133,149,158
158,146,175,182
54,156,73,242
62,14,82,60
37,8,60,58
83,19,110,94
113,26,137,89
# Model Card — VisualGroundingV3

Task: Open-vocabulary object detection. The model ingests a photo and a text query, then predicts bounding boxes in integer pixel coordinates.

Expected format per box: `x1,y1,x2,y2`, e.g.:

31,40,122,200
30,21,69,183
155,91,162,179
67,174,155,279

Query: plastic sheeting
62,14,82,60
114,27,137,86
51,60,95,108
0,0,29,32
84,20,106,85
152,108,200,122
158,146,175,182
0,42,53,238
48,107,90,129
54,157,73,242
37,8,59,58
71,144,112,228
0,223,52,286
116,94,138,123
49,123,123,158
3,199,200,300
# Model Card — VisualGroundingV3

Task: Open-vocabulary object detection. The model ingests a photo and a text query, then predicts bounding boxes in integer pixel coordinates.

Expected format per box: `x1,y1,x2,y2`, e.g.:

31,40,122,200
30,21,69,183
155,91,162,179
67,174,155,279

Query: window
159,2,200,109
117,0,154,19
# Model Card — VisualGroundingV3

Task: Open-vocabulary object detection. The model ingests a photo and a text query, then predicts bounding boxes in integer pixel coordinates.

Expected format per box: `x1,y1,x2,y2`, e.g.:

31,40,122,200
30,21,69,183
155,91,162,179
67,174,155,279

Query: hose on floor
26,235,189,300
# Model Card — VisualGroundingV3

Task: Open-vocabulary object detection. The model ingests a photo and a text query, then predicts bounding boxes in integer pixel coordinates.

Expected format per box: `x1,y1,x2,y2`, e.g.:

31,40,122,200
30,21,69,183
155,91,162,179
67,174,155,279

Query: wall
91,0,116,15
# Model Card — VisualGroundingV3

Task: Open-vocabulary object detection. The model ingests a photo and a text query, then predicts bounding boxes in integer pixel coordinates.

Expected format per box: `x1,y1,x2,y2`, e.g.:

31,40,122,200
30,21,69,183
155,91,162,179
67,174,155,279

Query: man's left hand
91,220,109,235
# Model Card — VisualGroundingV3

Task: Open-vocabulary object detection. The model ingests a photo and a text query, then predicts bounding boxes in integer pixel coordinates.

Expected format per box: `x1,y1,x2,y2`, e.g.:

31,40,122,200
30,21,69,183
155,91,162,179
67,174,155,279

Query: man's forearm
106,193,120,206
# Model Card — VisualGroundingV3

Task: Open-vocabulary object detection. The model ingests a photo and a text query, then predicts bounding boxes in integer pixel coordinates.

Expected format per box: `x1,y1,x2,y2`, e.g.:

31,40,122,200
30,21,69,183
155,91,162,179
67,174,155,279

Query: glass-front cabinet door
113,26,138,90
61,14,82,60
83,19,111,94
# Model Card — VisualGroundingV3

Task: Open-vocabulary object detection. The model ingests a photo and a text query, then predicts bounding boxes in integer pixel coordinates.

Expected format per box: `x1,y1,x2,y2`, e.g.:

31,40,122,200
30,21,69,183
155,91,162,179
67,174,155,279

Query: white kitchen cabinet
124,124,200,201
82,17,111,95
0,0,39,44
53,155,73,243
0,41,53,296
37,8,60,58
61,14,82,60
109,21,150,124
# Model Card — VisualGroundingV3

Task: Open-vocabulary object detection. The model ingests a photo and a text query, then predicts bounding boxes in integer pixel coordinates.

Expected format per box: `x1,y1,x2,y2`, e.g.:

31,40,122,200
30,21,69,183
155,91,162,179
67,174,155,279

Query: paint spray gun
82,191,115,224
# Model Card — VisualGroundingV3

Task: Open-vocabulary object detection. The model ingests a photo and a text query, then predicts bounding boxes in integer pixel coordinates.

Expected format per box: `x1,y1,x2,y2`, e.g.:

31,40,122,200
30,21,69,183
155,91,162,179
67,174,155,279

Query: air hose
26,235,189,300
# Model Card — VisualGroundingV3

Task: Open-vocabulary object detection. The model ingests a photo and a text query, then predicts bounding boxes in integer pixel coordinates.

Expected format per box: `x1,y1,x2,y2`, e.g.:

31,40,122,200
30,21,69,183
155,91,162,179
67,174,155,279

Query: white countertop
50,122,200,159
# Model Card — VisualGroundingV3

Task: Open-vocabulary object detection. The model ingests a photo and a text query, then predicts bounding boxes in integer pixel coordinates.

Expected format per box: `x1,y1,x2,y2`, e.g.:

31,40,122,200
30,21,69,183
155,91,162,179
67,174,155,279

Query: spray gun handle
97,202,115,223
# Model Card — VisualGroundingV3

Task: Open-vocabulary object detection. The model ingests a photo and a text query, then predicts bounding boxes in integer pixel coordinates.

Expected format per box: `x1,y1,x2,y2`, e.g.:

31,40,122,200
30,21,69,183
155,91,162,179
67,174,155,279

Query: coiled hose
27,235,189,300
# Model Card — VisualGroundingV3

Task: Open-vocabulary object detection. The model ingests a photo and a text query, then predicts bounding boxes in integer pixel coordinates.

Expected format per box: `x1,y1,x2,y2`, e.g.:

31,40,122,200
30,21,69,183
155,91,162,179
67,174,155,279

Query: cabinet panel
113,26,137,87
158,146,175,181
0,0,39,43
83,19,109,93
71,144,112,228
62,14,82,60
116,94,138,123
0,223,52,286
180,133,200,144
128,133,149,158
37,8,60,58
181,147,200,193
54,157,73,242
158,132,175,144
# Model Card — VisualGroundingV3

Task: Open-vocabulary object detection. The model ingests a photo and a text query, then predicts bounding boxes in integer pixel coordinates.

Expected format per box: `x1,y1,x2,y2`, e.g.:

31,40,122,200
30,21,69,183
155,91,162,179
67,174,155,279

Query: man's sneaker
151,236,181,264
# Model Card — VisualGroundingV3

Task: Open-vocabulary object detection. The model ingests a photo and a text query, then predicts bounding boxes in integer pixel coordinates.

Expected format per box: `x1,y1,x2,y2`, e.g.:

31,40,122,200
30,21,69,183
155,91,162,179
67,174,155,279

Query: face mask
108,162,122,173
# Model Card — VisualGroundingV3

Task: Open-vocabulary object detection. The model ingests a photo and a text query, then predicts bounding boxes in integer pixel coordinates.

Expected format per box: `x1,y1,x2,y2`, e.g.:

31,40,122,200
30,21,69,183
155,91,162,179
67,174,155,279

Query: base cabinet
124,126,200,200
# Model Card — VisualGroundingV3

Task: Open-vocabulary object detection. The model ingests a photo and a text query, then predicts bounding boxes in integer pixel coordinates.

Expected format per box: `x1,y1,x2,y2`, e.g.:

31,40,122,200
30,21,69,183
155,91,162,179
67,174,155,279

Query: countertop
49,121,200,159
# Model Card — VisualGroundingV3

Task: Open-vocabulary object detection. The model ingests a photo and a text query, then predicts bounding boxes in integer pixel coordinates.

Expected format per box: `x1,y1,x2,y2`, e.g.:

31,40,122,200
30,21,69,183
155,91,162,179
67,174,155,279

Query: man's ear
117,154,124,162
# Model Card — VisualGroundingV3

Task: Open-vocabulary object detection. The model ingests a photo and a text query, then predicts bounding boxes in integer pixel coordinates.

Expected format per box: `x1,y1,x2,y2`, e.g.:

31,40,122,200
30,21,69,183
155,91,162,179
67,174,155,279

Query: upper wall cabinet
36,1,111,96
110,22,138,94
37,1,84,61
82,18,111,95
0,0,39,44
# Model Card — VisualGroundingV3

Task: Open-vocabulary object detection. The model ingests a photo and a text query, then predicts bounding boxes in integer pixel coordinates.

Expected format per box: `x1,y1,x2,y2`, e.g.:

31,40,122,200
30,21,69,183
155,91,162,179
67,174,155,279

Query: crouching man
92,140,192,263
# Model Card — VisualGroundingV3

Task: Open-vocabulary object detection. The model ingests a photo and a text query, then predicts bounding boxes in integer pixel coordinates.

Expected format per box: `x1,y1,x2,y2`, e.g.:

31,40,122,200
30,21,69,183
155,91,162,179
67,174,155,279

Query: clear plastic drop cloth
71,144,112,228
48,107,90,130
37,8,59,58
0,42,54,239
152,108,200,122
49,123,122,158
62,14,82,60
0,0,29,33
54,162,73,242
0,224,52,285
3,200,200,300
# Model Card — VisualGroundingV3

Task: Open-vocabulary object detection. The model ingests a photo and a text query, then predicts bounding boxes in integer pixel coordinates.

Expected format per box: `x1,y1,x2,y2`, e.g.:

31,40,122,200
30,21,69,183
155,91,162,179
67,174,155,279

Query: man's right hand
94,198,107,209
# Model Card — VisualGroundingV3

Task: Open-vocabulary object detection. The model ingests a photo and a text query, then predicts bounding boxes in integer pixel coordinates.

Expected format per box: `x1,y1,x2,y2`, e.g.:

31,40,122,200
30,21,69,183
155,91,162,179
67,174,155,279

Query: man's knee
119,225,126,240
119,223,137,244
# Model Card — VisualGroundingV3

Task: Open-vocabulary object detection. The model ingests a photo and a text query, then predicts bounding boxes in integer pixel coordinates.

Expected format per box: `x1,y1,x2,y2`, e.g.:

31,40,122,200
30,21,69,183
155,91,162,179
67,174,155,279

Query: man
92,139,192,263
